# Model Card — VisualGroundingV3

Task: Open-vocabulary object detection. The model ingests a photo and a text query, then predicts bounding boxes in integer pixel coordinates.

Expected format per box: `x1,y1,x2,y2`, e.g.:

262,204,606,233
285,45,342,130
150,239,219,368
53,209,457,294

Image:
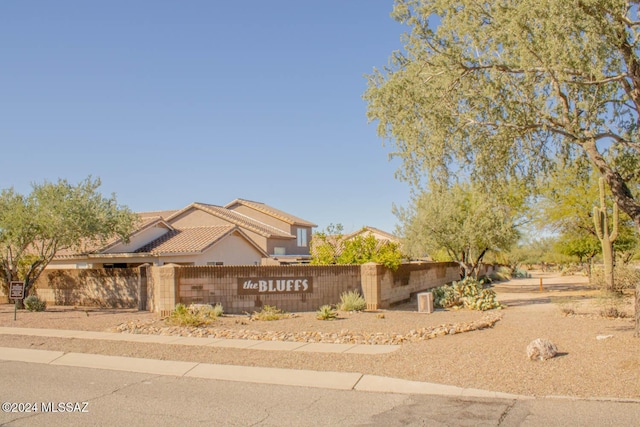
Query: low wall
381,262,460,308
0,261,492,313
32,269,142,308
171,265,361,315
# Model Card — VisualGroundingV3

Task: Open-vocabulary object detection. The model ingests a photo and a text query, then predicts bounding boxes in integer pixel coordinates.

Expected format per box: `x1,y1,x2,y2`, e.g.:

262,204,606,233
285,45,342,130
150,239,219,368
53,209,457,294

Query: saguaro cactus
593,178,618,291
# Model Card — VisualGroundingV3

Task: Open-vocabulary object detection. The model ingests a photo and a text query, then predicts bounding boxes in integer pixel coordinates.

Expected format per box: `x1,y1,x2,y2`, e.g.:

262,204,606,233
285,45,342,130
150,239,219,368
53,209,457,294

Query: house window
297,228,307,247
104,263,128,269
207,262,224,266
274,247,286,255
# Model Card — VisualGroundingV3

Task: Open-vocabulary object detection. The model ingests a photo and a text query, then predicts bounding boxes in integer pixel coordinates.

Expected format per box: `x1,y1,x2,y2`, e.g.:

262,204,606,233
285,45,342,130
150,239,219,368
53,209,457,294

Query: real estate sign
237,277,313,295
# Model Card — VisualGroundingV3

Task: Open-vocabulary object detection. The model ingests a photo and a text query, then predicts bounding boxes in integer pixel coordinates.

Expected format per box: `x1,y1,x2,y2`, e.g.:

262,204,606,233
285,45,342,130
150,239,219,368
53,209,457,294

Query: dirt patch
1,271,638,399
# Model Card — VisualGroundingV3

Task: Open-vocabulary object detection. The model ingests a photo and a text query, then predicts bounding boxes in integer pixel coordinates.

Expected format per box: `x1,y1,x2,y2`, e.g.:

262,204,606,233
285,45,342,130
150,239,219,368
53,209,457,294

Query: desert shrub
591,264,640,292
316,304,338,320
23,295,46,312
252,305,289,321
560,264,588,276
167,303,222,327
338,290,367,311
513,269,531,278
490,266,511,282
600,306,627,319
432,278,502,311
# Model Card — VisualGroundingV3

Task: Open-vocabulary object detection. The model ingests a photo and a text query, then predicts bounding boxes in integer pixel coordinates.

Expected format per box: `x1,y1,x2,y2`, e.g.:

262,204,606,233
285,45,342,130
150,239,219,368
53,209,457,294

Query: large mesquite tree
0,177,138,303
365,0,640,335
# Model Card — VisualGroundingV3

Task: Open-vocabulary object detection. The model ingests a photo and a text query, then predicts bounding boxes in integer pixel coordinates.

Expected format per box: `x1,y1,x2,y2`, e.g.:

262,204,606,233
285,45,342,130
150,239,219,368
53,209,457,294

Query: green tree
554,233,601,272
310,225,404,269
365,0,640,335
338,233,403,270
396,183,520,278
0,177,138,304
310,223,344,265
537,163,639,279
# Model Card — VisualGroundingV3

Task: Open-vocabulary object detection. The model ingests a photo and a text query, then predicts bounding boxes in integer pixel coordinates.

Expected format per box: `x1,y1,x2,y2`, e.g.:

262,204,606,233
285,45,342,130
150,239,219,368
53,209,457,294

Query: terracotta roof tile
134,225,235,254
138,210,179,220
225,199,317,227
344,226,399,242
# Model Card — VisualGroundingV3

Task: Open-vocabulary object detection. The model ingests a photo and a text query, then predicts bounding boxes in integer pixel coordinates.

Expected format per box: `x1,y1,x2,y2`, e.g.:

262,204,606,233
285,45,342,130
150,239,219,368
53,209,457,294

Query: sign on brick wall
237,277,313,295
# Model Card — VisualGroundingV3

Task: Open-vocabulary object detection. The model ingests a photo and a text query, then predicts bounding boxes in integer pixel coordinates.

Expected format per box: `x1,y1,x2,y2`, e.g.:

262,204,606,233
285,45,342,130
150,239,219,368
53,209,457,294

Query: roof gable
225,198,317,227
344,226,399,243
166,203,294,239
134,225,268,257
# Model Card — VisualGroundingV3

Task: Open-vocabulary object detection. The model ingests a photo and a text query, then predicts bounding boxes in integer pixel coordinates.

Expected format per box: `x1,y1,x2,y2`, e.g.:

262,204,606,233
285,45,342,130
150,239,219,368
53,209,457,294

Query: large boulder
527,338,558,361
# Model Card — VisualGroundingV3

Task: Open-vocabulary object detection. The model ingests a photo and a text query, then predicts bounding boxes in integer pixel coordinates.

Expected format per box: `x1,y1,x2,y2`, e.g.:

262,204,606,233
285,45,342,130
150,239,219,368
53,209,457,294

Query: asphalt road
1,361,639,426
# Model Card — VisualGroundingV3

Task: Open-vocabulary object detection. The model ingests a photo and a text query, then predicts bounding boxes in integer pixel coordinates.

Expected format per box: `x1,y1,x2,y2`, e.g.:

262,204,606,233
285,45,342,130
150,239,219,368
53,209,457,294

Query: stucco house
309,226,402,261
343,226,400,245
49,199,316,269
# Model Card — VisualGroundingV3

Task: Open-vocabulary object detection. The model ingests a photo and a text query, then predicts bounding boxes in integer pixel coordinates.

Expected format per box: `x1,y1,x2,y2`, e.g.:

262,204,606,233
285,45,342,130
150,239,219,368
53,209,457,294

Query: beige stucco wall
267,236,308,256
169,209,231,228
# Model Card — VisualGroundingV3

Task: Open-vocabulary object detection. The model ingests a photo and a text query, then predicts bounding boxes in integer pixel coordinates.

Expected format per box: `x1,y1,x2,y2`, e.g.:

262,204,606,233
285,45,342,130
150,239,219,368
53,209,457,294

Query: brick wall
378,262,460,308
31,268,141,308
1,261,476,312
174,264,361,314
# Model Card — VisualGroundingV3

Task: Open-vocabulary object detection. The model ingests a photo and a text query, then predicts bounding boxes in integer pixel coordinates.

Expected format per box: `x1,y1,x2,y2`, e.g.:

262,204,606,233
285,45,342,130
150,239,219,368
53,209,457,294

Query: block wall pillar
360,262,383,310
152,264,178,316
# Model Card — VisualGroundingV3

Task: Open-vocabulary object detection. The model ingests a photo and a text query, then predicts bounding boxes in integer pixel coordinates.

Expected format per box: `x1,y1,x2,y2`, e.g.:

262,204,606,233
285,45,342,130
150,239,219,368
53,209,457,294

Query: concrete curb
0,346,527,399
1,346,639,403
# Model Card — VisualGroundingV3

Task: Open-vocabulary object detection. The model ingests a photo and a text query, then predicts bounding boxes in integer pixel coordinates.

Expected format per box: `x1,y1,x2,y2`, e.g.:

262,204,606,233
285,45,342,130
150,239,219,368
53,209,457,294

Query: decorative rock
113,313,503,345
596,335,614,340
527,338,558,361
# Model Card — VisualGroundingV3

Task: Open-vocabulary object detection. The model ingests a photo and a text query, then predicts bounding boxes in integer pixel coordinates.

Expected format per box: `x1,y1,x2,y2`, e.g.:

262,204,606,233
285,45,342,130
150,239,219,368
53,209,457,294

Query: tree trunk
636,283,640,338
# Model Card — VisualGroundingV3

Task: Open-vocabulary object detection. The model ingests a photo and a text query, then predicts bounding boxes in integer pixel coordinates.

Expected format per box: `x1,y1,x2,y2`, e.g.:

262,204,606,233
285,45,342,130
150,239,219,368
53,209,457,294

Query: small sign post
10,281,25,321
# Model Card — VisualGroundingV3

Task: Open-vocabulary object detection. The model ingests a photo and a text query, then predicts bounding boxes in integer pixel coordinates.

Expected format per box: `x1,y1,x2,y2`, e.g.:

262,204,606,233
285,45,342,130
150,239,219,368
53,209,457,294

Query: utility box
417,292,434,313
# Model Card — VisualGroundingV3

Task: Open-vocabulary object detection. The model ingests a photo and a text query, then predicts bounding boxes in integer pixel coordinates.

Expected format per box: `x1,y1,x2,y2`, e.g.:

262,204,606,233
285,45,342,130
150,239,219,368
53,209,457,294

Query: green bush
167,303,222,327
23,295,46,312
316,304,338,320
338,290,367,311
513,268,531,278
432,278,502,311
252,305,289,321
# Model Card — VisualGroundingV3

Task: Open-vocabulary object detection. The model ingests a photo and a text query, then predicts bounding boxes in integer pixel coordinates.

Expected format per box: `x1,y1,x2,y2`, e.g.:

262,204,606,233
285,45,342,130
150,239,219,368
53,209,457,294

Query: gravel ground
1,272,638,399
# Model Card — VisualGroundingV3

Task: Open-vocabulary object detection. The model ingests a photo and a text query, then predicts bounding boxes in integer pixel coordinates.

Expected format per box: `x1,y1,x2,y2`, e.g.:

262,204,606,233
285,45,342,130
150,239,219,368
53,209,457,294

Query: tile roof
225,198,317,227
134,225,236,254
54,216,173,258
167,203,295,239
138,210,180,220
54,199,311,260
344,226,399,242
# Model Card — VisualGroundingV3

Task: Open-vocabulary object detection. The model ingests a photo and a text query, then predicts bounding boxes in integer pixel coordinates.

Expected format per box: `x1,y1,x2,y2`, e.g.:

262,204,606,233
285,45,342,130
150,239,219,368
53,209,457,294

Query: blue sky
0,1,410,234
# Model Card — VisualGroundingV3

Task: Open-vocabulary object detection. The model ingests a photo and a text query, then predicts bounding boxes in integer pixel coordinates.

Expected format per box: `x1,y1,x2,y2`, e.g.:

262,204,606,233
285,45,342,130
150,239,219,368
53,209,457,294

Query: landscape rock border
113,312,502,345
